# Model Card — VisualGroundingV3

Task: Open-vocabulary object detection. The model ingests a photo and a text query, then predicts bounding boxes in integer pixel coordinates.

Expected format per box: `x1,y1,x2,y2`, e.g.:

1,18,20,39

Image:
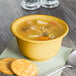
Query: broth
16,20,64,41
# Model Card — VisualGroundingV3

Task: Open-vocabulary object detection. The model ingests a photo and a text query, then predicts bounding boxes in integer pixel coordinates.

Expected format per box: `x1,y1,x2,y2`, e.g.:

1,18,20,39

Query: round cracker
0,58,16,74
11,59,38,76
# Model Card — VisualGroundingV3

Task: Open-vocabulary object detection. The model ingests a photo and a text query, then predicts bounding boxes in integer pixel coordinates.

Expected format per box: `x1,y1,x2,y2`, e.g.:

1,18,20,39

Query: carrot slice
38,37,49,40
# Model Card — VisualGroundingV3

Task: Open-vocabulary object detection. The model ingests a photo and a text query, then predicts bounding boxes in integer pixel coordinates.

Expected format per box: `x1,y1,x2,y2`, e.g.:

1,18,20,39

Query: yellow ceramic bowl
11,15,69,61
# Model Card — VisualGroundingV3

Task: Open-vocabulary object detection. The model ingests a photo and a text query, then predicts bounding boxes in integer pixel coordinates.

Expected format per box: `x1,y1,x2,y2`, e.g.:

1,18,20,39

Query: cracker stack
0,58,38,76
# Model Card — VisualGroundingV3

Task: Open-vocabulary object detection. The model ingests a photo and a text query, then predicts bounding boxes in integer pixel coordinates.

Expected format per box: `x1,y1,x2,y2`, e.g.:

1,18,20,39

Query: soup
16,20,64,41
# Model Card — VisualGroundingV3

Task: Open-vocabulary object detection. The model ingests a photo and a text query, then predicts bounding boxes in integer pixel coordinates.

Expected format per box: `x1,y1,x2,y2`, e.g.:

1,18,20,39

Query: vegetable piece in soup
16,20,64,41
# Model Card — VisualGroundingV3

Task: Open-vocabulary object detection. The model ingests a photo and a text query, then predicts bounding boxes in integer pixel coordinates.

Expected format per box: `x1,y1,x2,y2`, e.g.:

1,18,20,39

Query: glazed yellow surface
11,15,69,61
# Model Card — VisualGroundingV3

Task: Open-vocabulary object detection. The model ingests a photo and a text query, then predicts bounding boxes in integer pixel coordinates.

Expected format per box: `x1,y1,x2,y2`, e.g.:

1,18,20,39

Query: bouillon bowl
11,15,69,61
